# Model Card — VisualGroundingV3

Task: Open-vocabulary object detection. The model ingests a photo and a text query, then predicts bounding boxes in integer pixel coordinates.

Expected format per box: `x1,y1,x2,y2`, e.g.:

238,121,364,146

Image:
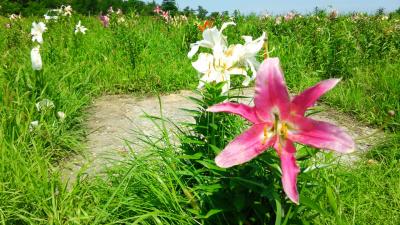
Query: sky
147,0,399,15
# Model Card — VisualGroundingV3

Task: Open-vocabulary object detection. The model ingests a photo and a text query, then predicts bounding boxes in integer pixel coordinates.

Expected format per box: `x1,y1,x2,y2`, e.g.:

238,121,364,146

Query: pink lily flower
153,5,162,14
162,11,170,21
207,58,355,204
99,15,110,28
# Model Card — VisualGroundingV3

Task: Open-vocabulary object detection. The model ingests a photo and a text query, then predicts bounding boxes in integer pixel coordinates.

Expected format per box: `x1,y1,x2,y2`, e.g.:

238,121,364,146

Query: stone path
59,89,383,185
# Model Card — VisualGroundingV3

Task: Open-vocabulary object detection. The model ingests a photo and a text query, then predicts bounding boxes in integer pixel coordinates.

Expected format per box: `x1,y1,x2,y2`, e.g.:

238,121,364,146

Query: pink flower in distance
99,15,110,27
207,58,355,204
162,11,170,21
154,5,162,14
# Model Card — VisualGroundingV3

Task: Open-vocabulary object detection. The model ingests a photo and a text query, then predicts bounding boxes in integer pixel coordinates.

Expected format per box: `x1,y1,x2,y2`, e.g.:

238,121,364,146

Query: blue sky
147,0,399,15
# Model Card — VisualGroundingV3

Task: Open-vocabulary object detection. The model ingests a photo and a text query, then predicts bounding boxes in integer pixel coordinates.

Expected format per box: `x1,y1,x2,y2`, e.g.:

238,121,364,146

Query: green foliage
0,10,399,224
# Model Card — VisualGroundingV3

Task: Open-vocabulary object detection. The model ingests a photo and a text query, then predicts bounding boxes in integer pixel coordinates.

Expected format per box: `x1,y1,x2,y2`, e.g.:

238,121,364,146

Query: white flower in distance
29,121,39,132
75,21,88,34
31,46,42,71
31,22,47,44
9,14,21,20
57,111,66,121
36,99,55,112
192,52,248,93
188,22,235,59
44,14,58,20
62,5,73,16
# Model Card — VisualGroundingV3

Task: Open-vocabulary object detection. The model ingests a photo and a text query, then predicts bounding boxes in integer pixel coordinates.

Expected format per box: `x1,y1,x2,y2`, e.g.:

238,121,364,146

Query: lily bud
31,46,42,71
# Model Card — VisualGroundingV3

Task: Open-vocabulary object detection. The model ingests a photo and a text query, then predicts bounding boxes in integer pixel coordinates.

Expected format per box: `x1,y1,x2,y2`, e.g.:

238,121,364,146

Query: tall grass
0,11,399,223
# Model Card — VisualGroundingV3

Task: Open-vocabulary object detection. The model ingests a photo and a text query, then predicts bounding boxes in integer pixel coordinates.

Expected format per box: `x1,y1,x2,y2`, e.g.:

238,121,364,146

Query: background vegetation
0,5,399,224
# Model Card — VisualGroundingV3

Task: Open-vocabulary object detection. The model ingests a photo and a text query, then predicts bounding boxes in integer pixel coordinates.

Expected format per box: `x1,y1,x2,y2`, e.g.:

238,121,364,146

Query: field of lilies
0,5,400,224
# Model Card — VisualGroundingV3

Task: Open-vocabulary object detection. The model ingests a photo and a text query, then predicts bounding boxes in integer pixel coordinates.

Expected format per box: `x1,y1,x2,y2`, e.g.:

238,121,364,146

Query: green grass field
0,12,399,224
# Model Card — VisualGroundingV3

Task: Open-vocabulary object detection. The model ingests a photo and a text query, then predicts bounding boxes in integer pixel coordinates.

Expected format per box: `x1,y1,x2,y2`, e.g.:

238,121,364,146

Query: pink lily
162,11,170,21
207,58,355,204
153,5,162,14
99,15,110,28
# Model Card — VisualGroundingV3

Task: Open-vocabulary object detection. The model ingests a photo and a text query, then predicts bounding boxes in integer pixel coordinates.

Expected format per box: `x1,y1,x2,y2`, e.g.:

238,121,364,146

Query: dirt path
59,89,383,185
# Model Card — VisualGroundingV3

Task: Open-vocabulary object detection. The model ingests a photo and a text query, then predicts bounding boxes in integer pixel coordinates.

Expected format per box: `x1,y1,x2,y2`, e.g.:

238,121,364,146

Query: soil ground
59,89,383,185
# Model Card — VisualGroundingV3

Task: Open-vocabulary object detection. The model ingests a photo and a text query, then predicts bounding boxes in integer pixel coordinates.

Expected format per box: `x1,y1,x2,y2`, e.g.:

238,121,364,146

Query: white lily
36,99,55,112
188,22,235,59
62,5,73,16
31,46,42,71
29,121,39,132
235,32,266,82
192,52,248,93
44,14,58,20
57,111,66,121
31,22,47,44
75,21,88,34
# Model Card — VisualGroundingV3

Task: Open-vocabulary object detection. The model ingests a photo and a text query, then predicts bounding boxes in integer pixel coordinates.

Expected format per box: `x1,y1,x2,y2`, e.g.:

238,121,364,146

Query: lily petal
275,139,300,204
215,124,273,168
220,21,236,32
207,102,260,123
192,53,213,73
254,58,290,121
288,116,355,153
291,79,341,115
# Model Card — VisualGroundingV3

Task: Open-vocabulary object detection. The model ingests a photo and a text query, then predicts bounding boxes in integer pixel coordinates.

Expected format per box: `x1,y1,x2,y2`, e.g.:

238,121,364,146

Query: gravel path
59,89,383,185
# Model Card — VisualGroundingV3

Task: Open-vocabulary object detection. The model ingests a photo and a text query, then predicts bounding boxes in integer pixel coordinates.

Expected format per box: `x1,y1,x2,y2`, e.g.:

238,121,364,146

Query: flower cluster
168,15,188,26
30,99,66,131
100,6,125,27
284,12,296,21
153,5,172,22
188,22,266,93
44,5,72,21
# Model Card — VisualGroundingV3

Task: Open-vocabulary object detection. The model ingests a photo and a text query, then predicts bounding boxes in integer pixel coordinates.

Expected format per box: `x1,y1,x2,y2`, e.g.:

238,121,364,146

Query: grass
0,12,399,224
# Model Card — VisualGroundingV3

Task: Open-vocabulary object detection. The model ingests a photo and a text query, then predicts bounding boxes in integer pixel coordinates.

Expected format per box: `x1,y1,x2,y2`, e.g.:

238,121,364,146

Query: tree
209,11,219,19
197,5,207,19
182,6,194,16
161,0,178,15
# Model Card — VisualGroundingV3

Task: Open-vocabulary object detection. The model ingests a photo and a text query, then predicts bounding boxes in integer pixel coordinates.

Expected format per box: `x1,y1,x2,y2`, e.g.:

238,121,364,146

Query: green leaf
234,194,246,211
193,184,222,192
178,152,203,160
275,199,282,225
208,144,221,154
196,160,226,171
300,195,326,215
198,209,223,219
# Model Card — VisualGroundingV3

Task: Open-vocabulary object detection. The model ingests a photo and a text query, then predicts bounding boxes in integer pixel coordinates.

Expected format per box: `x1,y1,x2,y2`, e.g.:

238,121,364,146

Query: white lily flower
9,14,21,20
192,52,248,93
44,14,58,20
35,99,55,112
237,32,266,80
62,5,73,16
188,22,235,59
31,22,47,44
57,111,66,121
31,46,42,71
29,121,39,132
75,21,88,34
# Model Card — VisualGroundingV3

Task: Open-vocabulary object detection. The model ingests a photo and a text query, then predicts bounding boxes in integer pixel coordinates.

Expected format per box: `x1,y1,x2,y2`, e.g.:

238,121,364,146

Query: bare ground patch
59,89,384,185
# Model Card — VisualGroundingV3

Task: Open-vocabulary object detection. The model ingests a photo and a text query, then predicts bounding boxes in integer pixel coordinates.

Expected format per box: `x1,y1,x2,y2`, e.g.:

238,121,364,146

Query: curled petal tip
215,156,231,168
206,106,216,112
